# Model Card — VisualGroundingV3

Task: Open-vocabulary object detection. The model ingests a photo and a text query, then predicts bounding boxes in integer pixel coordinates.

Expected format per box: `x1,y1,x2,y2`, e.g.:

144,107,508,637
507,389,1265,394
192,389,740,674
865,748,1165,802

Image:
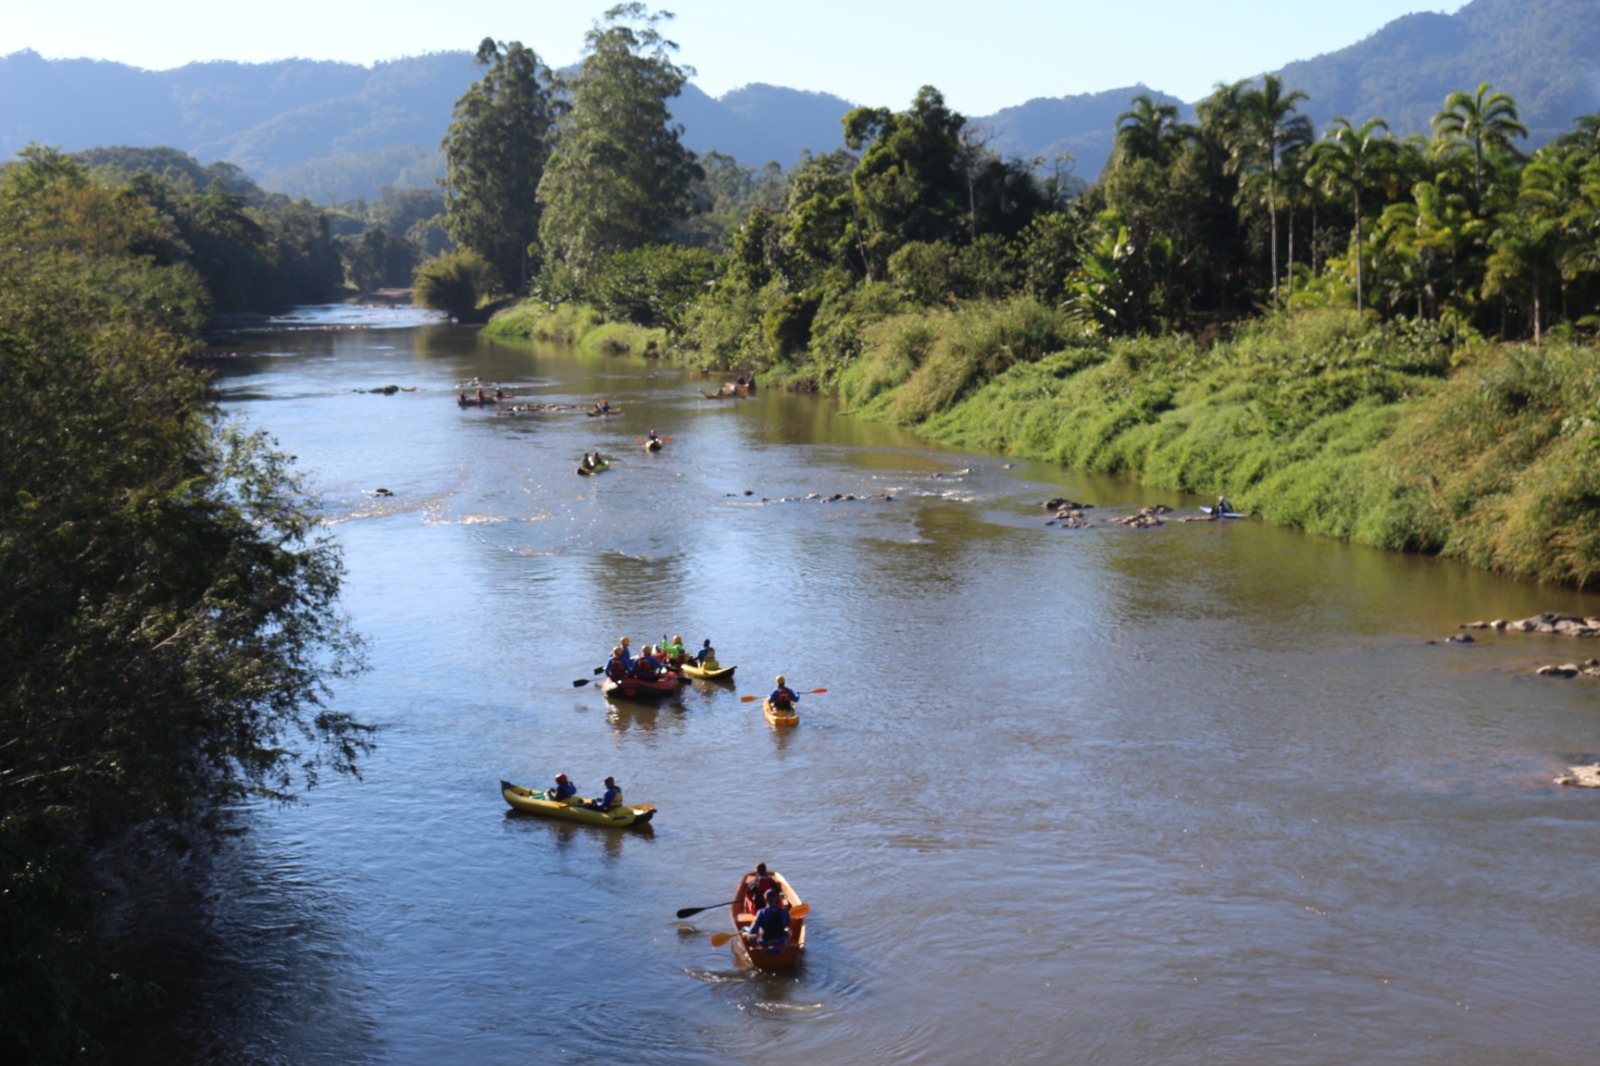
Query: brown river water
114,307,1600,1064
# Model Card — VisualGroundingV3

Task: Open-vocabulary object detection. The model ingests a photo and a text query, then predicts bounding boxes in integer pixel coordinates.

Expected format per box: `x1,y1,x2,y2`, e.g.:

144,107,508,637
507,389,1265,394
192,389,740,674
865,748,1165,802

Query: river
119,306,1600,1064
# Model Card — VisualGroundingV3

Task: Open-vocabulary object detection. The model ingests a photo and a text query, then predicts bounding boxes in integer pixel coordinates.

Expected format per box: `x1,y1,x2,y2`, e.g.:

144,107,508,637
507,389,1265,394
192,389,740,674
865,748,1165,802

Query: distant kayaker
548,773,577,802
646,429,661,444
587,776,622,812
696,639,717,666
1216,495,1234,516
595,399,611,414
769,675,799,711
745,888,790,951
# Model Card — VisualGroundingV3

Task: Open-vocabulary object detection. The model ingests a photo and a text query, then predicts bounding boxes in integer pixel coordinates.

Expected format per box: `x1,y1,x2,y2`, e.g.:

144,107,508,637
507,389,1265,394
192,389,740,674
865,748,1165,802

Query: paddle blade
790,903,811,919
675,900,736,920
808,688,828,694
572,678,591,688
710,932,736,947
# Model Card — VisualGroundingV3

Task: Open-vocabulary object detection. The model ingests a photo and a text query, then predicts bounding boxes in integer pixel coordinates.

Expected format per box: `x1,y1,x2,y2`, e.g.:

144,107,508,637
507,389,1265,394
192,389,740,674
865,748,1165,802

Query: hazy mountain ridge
3,0,1597,201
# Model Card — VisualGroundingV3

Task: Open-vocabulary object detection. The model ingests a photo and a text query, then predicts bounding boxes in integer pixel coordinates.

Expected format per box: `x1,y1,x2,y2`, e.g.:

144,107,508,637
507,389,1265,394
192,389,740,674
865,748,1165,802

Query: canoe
585,408,622,417
644,439,664,452
730,870,805,970
680,661,736,681
600,674,680,700
1199,506,1246,518
500,780,655,827
763,697,799,728
577,459,611,476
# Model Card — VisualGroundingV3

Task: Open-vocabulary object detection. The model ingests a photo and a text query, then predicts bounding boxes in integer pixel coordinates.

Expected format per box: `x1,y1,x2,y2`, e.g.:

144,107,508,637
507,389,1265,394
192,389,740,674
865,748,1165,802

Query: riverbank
485,296,1600,588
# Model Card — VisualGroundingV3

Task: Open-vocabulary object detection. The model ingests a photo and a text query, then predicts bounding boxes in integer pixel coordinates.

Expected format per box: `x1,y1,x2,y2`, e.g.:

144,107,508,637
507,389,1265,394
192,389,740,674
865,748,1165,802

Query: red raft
599,673,681,700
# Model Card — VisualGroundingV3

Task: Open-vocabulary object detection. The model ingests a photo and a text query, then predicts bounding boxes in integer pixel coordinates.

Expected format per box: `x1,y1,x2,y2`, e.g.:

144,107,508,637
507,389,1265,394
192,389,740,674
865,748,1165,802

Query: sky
6,1,1456,115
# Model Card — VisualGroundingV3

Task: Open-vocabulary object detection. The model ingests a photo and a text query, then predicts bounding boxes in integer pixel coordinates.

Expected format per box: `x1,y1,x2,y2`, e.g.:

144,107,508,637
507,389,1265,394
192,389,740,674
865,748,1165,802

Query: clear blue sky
5,1,1453,115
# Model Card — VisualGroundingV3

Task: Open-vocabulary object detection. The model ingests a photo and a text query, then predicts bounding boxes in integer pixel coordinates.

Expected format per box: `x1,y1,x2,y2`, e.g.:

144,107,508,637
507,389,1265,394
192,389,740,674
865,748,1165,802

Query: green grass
844,303,1600,588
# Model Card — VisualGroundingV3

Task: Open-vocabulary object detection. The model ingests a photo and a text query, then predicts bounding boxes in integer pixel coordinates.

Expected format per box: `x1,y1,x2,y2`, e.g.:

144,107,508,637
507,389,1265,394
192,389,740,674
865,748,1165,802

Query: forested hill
0,48,856,201
3,0,1597,201
1277,0,1600,142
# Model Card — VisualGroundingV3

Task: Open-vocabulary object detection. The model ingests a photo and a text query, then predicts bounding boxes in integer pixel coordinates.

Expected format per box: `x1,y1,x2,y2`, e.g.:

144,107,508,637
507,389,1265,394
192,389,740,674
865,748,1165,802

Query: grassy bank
483,300,667,357
836,302,1600,588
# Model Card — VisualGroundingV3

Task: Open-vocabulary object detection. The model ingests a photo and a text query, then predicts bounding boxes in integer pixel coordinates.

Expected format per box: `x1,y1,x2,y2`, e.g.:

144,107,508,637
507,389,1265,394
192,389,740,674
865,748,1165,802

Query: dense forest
0,146,375,1059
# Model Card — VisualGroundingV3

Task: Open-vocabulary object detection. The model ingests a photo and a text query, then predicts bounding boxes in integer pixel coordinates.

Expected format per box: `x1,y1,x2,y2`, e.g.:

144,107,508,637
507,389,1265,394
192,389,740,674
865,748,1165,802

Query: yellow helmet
673,635,682,644
612,647,623,656
775,675,786,686
620,636,630,646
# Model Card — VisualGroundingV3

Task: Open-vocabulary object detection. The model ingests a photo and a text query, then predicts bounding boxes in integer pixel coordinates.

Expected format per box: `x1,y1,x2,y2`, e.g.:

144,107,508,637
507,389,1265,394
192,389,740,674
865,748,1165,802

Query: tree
844,86,969,278
1232,74,1311,308
1431,82,1528,205
1114,93,1187,167
440,38,561,293
537,4,702,289
2,160,369,1053
413,249,497,321
1310,117,1392,313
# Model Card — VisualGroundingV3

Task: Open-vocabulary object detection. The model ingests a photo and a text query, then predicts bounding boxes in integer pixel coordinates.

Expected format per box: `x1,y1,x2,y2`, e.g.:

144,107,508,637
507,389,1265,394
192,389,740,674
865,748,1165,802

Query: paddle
572,678,592,688
709,904,810,946
676,900,735,920
739,689,826,703
636,437,673,444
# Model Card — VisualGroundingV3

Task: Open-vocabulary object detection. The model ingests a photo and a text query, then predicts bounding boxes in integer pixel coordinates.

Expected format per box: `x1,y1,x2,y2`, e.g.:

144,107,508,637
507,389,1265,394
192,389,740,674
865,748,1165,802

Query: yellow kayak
680,661,736,681
763,698,798,728
500,780,655,827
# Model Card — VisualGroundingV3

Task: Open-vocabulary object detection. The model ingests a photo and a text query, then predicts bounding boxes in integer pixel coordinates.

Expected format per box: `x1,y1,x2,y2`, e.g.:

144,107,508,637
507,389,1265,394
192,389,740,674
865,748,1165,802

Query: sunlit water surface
115,307,1600,1065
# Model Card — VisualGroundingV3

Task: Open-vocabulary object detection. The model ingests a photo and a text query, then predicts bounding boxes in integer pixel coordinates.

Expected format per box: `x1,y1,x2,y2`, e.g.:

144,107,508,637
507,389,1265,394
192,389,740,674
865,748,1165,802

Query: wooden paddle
739,689,826,703
709,904,810,946
636,437,672,444
676,900,735,920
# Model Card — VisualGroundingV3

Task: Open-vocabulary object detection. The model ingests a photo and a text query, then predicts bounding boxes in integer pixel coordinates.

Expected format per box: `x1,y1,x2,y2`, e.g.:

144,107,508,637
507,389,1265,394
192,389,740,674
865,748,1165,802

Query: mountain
1278,0,1600,143
3,0,1598,202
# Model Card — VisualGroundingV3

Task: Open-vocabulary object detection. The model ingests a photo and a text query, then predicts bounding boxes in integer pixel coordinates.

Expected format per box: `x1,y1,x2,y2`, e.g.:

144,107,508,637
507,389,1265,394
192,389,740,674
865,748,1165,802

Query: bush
413,249,497,321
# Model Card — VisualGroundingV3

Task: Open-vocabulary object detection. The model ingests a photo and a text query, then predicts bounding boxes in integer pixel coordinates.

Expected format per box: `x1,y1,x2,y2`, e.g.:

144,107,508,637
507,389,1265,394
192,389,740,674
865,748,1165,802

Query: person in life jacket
696,639,717,667
586,776,622,812
744,863,778,914
617,637,633,672
635,645,662,681
665,634,687,666
547,773,577,802
745,888,790,951
769,675,798,711
605,647,628,681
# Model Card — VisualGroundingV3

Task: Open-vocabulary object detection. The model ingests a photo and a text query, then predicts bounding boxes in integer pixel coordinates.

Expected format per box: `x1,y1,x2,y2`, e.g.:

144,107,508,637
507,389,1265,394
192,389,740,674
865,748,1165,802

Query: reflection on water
113,308,1600,1065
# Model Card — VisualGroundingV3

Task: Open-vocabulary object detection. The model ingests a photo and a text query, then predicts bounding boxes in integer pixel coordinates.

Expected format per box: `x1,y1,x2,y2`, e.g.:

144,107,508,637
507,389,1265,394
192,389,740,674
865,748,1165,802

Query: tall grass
849,303,1600,587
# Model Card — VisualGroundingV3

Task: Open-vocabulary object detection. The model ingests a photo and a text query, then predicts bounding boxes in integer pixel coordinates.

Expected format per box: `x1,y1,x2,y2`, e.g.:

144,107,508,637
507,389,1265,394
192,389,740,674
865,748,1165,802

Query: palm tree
1309,117,1392,314
1431,82,1528,204
1234,74,1311,308
1114,94,1186,167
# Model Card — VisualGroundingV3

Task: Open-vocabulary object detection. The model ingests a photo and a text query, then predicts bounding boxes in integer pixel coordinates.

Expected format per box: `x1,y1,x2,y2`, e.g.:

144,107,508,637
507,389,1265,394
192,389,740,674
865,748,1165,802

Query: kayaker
744,863,778,913
696,639,717,666
548,773,577,802
745,888,790,951
595,398,611,414
646,429,661,443
769,676,799,711
636,645,662,681
587,776,622,812
1216,494,1234,515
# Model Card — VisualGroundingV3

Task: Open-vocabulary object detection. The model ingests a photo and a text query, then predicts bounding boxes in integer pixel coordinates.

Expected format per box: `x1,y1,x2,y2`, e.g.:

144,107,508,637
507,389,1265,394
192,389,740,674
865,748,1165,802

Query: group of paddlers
604,635,718,681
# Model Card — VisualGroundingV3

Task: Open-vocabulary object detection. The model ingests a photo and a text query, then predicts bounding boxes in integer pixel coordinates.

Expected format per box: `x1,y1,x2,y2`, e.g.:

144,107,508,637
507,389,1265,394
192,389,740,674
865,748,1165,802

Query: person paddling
586,776,622,812
769,675,799,711
744,888,791,952
547,773,577,802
